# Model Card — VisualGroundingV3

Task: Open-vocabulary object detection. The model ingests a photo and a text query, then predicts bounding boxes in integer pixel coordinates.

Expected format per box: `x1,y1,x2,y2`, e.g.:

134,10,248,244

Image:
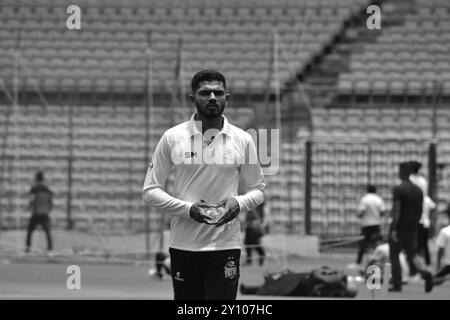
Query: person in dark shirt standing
25,171,54,253
388,162,433,292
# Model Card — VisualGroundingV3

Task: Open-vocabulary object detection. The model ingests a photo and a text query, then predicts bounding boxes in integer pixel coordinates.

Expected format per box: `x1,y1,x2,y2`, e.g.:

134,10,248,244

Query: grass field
1,252,449,300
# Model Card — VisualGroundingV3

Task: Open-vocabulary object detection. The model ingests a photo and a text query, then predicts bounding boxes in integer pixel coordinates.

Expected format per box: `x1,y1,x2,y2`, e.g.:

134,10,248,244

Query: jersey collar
188,113,231,138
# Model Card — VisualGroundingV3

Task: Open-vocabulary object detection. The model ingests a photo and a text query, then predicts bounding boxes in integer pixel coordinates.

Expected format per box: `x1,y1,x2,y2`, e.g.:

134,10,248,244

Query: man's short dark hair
35,171,44,182
191,69,226,93
367,185,376,193
399,162,412,178
409,161,422,174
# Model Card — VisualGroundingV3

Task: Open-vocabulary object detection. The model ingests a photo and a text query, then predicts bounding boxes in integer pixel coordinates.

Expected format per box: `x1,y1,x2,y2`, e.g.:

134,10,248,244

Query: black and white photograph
0,0,450,305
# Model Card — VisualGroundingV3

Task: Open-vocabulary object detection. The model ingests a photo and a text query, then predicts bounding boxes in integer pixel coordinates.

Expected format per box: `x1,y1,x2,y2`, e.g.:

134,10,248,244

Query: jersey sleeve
234,135,265,213
142,134,193,217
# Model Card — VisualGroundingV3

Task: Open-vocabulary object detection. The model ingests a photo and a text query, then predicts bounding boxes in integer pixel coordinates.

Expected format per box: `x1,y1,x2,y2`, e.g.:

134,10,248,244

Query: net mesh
310,137,430,244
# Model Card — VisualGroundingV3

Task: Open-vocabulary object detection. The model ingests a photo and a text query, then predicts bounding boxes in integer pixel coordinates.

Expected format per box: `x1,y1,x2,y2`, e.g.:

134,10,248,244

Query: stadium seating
304,106,450,236
0,0,370,92
0,104,264,228
2,105,442,235
2,0,449,241
338,0,450,97
0,102,310,233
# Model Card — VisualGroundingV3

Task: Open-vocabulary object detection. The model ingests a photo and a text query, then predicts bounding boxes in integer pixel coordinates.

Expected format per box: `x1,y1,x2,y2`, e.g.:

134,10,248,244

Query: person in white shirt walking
434,205,450,286
355,185,387,265
409,161,433,275
142,70,265,300
418,196,436,266
409,161,428,197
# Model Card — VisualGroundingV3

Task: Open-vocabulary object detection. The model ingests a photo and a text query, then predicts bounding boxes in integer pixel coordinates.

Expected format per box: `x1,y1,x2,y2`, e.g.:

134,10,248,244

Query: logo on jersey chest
174,271,184,281
185,152,198,158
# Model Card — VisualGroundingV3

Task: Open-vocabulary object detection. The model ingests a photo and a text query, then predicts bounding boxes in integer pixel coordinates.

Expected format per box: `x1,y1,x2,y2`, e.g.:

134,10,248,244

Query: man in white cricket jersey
142,70,265,300
355,184,386,266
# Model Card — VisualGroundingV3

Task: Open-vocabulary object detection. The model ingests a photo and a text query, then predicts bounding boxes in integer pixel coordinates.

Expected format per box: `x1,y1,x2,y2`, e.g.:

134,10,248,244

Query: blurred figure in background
244,203,266,266
409,161,428,196
25,171,54,254
409,160,433,280
149,252,171,280
366,235,410,285
434,205,450,286
417,196,436,267
355,184,387,266
388,162,433,293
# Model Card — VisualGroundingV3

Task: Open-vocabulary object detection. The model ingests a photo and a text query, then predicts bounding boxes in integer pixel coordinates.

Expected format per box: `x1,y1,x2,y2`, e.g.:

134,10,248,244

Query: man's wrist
232,197,242,213
186,202,194,218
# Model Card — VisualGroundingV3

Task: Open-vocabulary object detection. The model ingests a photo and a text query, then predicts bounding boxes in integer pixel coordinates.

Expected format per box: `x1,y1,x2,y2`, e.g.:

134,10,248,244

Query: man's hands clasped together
214,198,240,227
189,198,240,227
189,200,214,224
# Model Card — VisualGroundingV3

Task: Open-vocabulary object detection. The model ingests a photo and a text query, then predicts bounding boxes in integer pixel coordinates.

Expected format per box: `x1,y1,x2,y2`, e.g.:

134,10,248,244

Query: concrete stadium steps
300,0,412,108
